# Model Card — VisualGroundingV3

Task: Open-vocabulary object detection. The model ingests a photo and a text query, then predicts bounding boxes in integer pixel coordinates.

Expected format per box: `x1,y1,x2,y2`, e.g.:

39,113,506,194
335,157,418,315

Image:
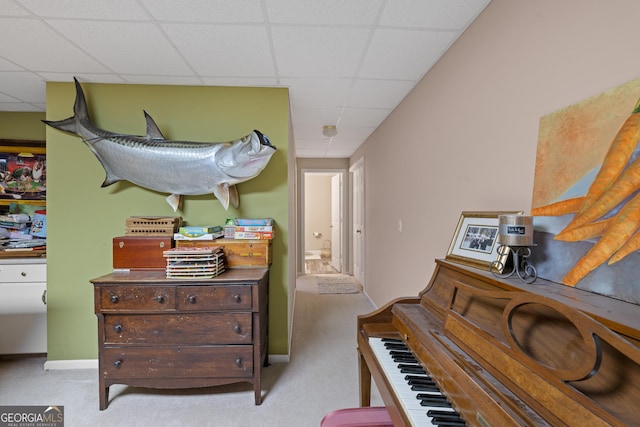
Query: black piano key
427,410,462,419
384,343,408,350
399,365,427,374
411,383,440,392
407,376,437,386
418,395,452,408
393,355,418,363
431,417,466,426
405,374,434,382
381,338,404,343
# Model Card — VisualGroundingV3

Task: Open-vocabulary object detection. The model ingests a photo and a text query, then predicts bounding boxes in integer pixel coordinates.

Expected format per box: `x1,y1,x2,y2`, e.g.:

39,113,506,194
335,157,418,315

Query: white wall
351,0,640,306
304,174,332,251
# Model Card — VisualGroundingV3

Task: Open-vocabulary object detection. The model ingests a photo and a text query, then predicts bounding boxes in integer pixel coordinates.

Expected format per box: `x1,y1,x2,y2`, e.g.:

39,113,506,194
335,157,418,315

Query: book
234,231,275,240
234,225,273,232
178,225,222,237
173,231,224,240
234,218,274,226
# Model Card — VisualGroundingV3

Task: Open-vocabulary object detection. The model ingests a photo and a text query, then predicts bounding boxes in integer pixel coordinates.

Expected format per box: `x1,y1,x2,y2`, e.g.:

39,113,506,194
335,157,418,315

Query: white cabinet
0,260,47,354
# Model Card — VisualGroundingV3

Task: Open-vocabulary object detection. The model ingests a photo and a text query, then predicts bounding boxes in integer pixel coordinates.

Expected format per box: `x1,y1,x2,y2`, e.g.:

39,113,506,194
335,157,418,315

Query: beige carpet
315,274,360,294
0,274,382,427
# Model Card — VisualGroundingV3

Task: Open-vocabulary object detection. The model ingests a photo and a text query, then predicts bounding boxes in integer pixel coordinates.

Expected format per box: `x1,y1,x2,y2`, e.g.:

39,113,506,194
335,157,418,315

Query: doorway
302,170,345,275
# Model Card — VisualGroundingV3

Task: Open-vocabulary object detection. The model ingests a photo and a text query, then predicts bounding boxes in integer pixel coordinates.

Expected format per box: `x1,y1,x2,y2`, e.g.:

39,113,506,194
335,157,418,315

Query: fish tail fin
42,116,78,133
41,77,89,135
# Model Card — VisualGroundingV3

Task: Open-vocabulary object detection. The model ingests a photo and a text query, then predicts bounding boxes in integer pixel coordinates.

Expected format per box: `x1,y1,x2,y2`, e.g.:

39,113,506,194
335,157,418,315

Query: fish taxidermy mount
43,78,276,211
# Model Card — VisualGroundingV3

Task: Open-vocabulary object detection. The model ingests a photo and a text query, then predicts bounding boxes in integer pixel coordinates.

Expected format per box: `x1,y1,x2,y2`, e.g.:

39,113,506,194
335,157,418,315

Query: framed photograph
0,139,46,206
446,211,523,271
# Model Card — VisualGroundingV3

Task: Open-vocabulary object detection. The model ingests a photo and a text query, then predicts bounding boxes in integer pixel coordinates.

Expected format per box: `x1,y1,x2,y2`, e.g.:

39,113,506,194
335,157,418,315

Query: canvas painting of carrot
531,77,640,304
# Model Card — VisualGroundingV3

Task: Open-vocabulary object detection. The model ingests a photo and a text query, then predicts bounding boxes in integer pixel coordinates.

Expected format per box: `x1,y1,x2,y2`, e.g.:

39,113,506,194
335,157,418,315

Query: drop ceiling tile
0,92,19,102
201,76,278,87
0,1,30,15
359,28,457,80
291,105,342,127
162,23,274,77
46,20,193,75
0,72,45,102
380,0,491,29
0,18,109,72
266,0,383,25
16,0,150,20
281,77,352,108
339,107,392,127
272,26,371,77
122,75,203,85
141,0,264,23
347,79,416,109
38,72,126,83
0,57,23,71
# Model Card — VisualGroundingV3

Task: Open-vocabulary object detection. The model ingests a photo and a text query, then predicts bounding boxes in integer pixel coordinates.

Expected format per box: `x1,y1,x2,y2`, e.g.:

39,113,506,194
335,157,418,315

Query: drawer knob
235,357,242,367
21,271,27,277
187,295,197,304
114,324,122,333
233,294,241,303
110,295,119,303
234,325,242,334
113,360,123,368
155,295,166,303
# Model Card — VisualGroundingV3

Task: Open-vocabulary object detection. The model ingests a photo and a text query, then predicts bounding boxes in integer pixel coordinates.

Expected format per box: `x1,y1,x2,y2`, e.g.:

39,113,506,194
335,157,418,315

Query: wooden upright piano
358,259,640,426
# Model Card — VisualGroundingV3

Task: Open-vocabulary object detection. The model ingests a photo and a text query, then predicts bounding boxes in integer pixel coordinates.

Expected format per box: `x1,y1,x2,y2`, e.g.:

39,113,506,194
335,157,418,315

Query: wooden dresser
91,268,269,410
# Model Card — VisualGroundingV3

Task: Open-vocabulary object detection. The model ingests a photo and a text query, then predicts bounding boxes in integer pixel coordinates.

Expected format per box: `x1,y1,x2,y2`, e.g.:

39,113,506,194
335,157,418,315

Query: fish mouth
254,130,276,150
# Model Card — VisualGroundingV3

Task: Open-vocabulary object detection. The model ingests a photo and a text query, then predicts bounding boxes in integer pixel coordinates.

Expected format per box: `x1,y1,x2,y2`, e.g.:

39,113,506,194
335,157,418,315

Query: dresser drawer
104,313,253,345
99,286,175,311
176,239,272,268
0,263,46,283
177,285,252,310
102,346,253,378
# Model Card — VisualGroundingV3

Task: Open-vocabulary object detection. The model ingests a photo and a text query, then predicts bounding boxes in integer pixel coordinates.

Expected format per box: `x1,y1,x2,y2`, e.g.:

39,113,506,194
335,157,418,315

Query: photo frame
446,211,523,271
0,139,46,206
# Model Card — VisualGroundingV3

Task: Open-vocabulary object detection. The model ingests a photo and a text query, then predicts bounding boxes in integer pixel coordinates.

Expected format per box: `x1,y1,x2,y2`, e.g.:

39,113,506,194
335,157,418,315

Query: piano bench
320,407,393,427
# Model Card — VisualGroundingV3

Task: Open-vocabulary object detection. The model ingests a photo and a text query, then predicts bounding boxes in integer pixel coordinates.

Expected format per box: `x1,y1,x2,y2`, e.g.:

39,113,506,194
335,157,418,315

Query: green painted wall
0,112,46,140
45,81,290,360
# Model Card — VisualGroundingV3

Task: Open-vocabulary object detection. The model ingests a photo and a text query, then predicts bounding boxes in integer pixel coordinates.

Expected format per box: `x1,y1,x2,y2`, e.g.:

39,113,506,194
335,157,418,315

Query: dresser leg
99,385,109,410
254,382,262,405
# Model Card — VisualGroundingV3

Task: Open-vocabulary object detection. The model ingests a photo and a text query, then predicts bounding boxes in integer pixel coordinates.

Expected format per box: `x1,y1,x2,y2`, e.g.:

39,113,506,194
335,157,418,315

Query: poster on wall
531,77,640,305
0,141,46,203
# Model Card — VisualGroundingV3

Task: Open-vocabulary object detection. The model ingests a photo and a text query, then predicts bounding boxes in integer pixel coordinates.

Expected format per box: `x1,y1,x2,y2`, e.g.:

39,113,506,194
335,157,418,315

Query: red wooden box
112,236,173,270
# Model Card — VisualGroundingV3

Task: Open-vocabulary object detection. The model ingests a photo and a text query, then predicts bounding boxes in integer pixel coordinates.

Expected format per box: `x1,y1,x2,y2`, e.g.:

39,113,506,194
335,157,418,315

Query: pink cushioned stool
320,407,393,427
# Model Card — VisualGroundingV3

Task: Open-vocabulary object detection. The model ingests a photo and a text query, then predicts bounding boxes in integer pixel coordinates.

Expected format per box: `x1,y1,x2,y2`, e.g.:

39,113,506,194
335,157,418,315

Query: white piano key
368,337,461,427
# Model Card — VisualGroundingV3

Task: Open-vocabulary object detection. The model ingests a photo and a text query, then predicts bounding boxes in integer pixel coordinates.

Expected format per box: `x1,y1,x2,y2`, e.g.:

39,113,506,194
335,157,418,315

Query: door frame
350,158,365,285
301,168,347,275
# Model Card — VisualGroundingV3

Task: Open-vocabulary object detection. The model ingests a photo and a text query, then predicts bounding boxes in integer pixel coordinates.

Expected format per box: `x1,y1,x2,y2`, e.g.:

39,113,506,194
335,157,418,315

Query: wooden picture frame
446,210,523,271
0,139,46,206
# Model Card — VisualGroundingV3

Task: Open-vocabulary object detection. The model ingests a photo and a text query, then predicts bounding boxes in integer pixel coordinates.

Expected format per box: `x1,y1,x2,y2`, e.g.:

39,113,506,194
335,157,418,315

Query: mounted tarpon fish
43,78,276,211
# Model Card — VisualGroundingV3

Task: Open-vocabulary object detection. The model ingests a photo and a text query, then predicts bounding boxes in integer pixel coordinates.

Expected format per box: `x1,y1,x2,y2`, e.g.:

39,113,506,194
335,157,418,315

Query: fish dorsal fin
143,111,166,140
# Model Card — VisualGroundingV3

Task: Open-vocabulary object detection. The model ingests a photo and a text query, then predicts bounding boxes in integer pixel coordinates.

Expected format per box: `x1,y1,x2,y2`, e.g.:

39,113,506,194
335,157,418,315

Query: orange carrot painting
531,78,640,304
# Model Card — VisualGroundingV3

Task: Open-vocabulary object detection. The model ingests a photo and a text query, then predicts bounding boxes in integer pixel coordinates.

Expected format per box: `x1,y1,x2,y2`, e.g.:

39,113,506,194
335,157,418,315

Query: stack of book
233,218,275,240
162,246,225,279
174,225,224,241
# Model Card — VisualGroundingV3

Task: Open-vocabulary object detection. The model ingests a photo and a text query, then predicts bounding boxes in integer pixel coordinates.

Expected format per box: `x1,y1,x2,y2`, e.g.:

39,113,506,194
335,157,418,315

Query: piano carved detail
358,259,640,426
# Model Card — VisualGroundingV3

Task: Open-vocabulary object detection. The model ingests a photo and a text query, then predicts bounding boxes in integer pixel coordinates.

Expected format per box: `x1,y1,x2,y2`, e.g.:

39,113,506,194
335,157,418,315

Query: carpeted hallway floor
0,274,382,426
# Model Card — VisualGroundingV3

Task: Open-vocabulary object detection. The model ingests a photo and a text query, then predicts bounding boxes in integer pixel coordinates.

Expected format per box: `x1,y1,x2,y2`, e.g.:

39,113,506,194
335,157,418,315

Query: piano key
369,337,462,426
431,418,466,426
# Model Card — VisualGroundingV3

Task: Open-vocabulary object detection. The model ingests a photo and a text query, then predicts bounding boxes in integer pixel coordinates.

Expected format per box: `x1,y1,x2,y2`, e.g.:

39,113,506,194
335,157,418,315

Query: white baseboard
44,354,290,370
44,359,98,370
